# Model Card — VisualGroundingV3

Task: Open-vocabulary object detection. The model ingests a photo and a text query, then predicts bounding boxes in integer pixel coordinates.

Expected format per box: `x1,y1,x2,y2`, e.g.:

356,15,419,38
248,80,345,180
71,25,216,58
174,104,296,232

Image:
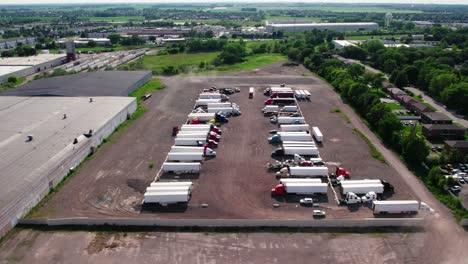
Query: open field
28,62,415,220
0,228,432,264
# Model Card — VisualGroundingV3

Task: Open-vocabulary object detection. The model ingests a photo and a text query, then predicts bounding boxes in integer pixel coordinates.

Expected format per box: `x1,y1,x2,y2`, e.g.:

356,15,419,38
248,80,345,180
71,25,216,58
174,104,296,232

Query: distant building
266,21,379,33
386,87,407,99
385,13,393,28
444,140,468,155
421,112,452,125
0,54,67,83
332,40,357,50
422,124,466,140
58,38,111,47
413,21,434,27
0,37,37,51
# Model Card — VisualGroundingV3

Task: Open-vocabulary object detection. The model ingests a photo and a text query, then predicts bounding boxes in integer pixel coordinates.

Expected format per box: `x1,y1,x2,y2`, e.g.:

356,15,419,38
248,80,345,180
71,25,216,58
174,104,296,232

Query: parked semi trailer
271,182,328,195
269,133,312,144
144,191,191,205
188,113,216,122
167,152,204,162
150,181,193,188
170,146,216,156
276,166,328,178
372,200,432,214
279,178,322,184
195,99,221,106
312,127,323,142
162,162,201,173
146,186,192,192
275,117,305,124
207,107,241,116
271,146,319,157
340,179,394,192
280,124,310,132
340,183,384,195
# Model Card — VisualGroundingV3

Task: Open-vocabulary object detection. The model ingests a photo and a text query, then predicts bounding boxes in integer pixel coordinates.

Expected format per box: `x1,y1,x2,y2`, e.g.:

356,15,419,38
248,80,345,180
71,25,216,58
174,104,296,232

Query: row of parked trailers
60,49,146,72
144,90,239,205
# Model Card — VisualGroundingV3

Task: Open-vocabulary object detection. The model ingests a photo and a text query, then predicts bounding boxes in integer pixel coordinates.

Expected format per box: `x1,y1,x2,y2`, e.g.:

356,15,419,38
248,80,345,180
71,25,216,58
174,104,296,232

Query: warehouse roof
0,96,136,224
0,54,66,66
0,71,152,97
268,22,378,27
0,65,30,76
421,112,452,122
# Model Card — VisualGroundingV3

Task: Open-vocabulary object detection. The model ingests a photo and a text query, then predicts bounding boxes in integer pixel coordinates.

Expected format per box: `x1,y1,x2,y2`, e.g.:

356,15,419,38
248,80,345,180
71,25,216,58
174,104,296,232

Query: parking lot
29,63,416,220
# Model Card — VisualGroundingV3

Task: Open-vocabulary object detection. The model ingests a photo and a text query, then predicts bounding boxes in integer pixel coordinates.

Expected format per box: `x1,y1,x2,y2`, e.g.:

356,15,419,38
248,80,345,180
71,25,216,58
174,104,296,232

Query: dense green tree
401,126,429,165
394,71,409,88
429,73,458,97
218,42,247,64
403,65,419,85
108,34,121,45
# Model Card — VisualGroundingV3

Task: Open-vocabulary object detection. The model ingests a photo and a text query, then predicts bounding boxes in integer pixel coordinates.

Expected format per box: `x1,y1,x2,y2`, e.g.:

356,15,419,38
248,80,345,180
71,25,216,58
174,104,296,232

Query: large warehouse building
0,54,67,83
1,71,152,97
266,21,379,33
0,96,137,237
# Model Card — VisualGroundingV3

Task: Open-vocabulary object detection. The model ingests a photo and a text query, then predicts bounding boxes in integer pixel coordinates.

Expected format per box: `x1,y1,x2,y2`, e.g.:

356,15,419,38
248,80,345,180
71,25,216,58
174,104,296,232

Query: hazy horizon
0,0,467,6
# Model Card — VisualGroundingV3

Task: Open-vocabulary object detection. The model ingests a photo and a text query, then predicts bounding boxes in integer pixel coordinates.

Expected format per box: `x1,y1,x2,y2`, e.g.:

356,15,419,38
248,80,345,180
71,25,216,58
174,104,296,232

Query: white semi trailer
167,152,204,162
280,124,310,132
372,200,432,214
150,181,193,188
188,113,216,122
268,133,312,143
279,178,322,184
312,127,323,142
145,186,192,192
144,191,191,205
199,93,228,100
271,182,328,195
170,146,216,156
341,183,384,195
195,99,221,106
174,138,205,146
162,162,201,173
277,117,305,124
271,146,319,157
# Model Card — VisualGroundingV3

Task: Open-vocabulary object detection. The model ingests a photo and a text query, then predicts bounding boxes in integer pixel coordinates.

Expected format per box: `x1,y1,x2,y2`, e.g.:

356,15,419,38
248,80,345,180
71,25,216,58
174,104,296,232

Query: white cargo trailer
282,140,315,145
188,113,216,122
341,183,384,195
303,90,311,99
289,166,329,177
312,127,323,142
280,124,310,132
175,134,208,139
268,133,312,143
167,152,204,162
294,90,303,99
280,105,298,112
199,93,228,100
144,191,190,204
170,146,216,156
195,99,221,106
284,147,319,156
340,180,383,185
277,117,305,124
180,126,211,132
282,183,328,194
372,200,432,214
174,138,205,146
262,105,279,112
279,178,322,184
207,103,232,108
207,107,240,115
146,186,192,192
162,162,201,173
150,181,193,188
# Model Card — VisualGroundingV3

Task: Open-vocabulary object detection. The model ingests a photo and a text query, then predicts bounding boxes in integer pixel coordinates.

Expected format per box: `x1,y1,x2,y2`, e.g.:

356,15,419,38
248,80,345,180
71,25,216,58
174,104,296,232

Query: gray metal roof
0,96,135,223
0,71,152,97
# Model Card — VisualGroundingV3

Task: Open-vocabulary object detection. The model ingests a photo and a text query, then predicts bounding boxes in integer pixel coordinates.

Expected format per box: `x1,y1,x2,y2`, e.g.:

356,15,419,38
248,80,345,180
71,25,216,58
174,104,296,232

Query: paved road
314,76,468,263
406,87,467,128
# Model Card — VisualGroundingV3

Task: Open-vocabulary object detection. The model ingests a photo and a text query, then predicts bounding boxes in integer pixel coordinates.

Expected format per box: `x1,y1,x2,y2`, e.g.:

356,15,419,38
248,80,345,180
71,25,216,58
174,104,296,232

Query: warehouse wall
124,71,152,96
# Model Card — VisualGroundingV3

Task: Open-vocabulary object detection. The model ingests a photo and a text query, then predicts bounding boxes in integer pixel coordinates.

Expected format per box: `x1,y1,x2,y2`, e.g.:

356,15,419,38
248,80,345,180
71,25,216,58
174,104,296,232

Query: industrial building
266,21,379,33
0,96,137,237
332,40,357,50
0,54,67,83
1,71,152,97
0,37,37,51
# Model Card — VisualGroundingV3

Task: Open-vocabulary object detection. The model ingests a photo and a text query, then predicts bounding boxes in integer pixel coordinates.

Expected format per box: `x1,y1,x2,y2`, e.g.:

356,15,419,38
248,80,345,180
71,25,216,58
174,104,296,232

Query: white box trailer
150,181,193,188
284,183,328,194
269,133,312,143
188,113,216,122
282,144,316,149
162,162,201,173
280,105,298,112
271,87,293,92
340,180,383,185
207,107,237,115
199,93,228,100
207,103,232,108
284,147,319,156
372,200,432,214
262,105,279,112
280,124,310,132
303,90,311,99
341,183,384,195
277,117,305,124
312,127,323,142
282,140,315,145
175,133,208,139
146,186,192,193
289,166,329,177
170,146,217,156
195,99,221,106
174,138,205,146
144,191,190,204
167,152,204,162
180,126,211,132
294,90,303,99
279,178,322,184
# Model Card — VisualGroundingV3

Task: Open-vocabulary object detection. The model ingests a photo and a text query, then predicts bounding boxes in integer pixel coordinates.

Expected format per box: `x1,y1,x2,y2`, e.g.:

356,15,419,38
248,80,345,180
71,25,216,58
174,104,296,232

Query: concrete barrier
19,217,424,228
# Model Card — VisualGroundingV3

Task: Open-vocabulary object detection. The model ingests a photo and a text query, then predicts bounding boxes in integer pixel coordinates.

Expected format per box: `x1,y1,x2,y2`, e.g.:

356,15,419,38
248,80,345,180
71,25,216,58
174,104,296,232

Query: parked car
459,178,466,184
313,210,326,218
300,198,314,205
450,186,462,193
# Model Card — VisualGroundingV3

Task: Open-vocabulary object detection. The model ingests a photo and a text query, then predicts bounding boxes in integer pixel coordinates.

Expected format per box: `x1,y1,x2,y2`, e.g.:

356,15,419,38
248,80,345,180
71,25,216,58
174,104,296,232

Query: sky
0,0,467,5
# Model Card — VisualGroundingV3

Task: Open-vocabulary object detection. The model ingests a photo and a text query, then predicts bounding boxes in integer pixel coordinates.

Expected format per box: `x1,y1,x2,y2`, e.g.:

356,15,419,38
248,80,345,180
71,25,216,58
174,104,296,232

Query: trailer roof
373,200,419,205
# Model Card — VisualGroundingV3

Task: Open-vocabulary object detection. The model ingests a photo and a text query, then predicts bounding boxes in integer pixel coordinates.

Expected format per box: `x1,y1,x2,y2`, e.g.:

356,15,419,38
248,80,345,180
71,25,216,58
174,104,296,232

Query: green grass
353,128,386,163
385,102,405,110
25,78,164,218
0,77,26,93
265,15,320,22
127,52,286,75
330,108,351,123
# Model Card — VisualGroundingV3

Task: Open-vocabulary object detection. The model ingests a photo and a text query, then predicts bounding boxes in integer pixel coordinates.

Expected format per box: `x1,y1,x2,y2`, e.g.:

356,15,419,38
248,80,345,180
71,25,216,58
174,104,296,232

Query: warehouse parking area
28,63,417,220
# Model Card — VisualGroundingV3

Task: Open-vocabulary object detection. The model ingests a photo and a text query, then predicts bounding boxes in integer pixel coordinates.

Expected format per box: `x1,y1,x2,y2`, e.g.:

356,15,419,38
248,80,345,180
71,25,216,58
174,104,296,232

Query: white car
313,210,326,218
300,198,314,205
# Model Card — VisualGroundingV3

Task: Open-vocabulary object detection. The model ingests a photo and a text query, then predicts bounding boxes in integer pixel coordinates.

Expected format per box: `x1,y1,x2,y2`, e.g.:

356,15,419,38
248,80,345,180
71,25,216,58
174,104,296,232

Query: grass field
265,15,320,22
385,102,405,110
125,51,286,75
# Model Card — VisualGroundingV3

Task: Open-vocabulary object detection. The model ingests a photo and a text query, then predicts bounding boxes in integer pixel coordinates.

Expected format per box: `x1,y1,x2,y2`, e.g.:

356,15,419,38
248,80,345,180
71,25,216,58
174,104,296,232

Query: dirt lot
30,63,415,219
0,228,430,264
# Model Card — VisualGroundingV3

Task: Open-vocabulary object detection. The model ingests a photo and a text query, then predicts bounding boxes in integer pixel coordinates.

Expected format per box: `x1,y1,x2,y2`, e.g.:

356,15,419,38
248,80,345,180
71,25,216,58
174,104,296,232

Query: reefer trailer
268,133,312,143
150,181,193,188
162,162,201,173
372,200,432,214
271,182,328,195
195,99,222,106
312,127,323,142
271,146,319,157
341,183,384,195
280,124,310,132
170,146,216,156
144,191,191,204
167,152,204,162
289,166,329,177
277,117,305,124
